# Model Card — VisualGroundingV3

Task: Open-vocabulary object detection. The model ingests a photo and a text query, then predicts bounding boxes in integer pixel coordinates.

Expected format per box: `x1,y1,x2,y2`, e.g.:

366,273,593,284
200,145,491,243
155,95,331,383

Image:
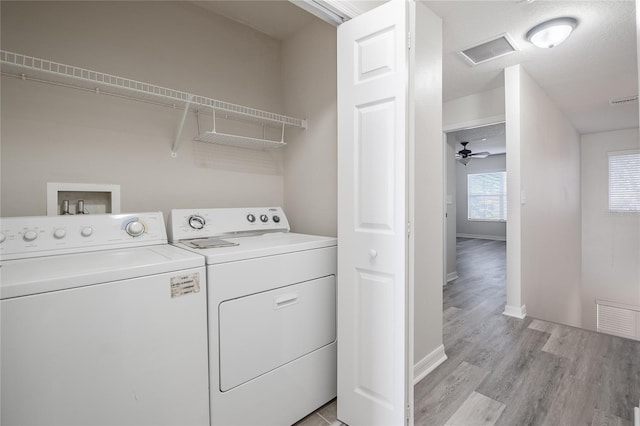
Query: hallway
414,238,640,425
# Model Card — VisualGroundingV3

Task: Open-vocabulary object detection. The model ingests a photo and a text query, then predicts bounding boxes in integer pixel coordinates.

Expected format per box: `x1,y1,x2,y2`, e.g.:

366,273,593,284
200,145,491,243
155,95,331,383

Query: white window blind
609,150,640,213
468,172,507,221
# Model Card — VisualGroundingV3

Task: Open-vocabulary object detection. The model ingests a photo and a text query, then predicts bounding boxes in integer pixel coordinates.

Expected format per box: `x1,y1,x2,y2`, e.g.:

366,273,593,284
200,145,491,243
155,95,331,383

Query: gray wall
455,153,507,240
1,2,289,218
281,19,337,237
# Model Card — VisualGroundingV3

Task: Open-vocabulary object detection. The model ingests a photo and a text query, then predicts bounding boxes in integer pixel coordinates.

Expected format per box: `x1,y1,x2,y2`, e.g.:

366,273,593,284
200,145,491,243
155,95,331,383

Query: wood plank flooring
297,238,640,425
416,238,640,426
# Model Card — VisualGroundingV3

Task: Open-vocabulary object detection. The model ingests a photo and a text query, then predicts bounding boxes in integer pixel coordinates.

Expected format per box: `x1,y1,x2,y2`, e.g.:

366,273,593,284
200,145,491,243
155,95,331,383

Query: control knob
0,232,5,243
53,229,67,239
23,230,38,242
247,214,256,223
81,227,93,237
260,214,268,223
126,221,145,237
188,215,206,230
272,215,280,223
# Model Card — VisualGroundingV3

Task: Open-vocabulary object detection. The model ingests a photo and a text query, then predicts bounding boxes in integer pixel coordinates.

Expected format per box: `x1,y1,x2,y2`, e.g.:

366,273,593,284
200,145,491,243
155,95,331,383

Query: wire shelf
0,50,307,129
195,131,286,150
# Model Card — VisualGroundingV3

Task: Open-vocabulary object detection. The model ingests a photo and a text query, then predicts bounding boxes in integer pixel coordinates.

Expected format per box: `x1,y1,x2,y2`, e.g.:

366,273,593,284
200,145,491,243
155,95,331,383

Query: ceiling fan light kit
456,141,490,165
526,17,578,49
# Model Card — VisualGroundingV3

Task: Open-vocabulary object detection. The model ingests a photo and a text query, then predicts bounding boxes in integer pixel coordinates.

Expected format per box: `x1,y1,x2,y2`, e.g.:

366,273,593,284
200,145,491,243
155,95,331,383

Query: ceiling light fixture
526,17,578,49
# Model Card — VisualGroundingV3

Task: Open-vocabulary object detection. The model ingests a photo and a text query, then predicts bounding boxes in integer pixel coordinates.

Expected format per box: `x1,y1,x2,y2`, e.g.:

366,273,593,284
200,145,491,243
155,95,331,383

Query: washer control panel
167,207,290,242
0,212,167,261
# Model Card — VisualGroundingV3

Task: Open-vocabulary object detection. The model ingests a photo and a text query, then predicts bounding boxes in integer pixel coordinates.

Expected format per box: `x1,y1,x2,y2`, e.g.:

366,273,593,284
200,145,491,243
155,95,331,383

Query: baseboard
503,304,527,319
414,344,447,385
446,272,458,282
456,233,506,241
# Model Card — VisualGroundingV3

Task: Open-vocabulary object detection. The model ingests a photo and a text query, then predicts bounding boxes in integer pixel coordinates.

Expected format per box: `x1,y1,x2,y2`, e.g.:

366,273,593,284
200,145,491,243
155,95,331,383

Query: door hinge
406,404,411,425
407,32,411,50
407,221,411,237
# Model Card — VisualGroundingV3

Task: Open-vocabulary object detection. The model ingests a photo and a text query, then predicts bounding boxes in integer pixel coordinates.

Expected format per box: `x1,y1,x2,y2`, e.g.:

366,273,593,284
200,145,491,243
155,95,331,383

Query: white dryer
0,212,209,426
168,207,337,426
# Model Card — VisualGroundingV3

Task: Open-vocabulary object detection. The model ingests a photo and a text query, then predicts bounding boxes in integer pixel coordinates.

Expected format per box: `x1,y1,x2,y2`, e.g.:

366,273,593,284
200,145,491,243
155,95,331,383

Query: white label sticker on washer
170,273,200,298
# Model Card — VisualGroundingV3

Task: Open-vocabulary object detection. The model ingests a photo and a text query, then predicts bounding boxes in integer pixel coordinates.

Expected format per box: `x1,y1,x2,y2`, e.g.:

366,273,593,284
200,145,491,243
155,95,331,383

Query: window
609,150,640,213
468,172,507,221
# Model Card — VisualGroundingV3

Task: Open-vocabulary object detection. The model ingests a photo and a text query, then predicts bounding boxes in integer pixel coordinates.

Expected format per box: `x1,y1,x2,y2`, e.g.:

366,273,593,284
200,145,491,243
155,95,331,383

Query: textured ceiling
192,1,315,41
425,0,638,135
192,1,638,136
449,122,506,155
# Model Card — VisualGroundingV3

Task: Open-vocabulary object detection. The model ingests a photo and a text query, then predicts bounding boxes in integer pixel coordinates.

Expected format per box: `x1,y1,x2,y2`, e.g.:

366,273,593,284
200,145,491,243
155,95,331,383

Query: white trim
446,272,458,282
503,304,527,319
413,345,447,385
290,1,347,25
456,233,506,241
443,115,505,133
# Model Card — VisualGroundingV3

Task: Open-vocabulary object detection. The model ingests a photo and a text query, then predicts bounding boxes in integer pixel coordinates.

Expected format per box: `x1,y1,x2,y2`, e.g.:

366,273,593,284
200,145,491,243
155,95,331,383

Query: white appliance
168,207,337,426
0,212,210,426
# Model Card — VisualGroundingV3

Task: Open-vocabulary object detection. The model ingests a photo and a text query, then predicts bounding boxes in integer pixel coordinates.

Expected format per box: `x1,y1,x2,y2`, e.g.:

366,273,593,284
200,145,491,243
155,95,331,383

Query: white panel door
337,1,409,425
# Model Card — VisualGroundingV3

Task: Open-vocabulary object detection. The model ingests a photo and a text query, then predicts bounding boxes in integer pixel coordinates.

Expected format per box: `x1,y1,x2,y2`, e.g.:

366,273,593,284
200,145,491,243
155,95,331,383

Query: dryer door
218,275,336,391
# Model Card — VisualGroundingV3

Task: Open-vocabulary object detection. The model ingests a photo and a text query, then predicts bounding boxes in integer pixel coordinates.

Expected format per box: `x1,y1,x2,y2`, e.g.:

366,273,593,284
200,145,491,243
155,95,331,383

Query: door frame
442,115,506,291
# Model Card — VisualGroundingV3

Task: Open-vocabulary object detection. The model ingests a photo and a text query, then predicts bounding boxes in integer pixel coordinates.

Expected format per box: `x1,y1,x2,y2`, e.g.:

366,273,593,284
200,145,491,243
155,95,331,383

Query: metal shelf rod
171,95,193,158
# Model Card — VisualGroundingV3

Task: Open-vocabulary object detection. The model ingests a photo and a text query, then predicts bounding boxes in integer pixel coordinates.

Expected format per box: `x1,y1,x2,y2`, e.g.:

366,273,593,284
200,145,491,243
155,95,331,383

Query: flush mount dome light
526,17,578,48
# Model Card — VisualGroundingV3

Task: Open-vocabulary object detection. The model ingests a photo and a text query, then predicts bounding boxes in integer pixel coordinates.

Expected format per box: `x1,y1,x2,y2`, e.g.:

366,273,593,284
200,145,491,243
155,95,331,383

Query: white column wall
505,64,582,327
412,2,446,383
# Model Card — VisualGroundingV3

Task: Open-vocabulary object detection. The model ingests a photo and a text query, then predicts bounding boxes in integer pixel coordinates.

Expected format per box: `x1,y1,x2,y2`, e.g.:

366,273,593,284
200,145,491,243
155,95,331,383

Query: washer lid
0,244,204,299
175,232,337,265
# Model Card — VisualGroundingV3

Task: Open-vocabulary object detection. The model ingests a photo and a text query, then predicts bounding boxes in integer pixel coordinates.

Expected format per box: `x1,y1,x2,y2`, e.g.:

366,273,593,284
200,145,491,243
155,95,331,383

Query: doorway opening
443,121,507,315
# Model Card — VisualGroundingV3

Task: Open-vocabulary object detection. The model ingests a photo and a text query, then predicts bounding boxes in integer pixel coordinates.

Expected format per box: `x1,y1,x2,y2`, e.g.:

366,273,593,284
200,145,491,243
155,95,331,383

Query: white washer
168,207,337,426
0,212,210,426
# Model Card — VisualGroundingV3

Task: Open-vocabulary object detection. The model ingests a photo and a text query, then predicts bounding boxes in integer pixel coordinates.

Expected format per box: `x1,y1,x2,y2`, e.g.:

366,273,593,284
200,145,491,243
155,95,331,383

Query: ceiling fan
456,141,490,165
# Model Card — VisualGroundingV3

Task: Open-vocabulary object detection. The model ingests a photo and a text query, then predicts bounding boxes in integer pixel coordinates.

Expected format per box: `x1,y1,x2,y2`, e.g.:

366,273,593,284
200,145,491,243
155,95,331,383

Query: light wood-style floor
297,238,640,425
415,238,640,426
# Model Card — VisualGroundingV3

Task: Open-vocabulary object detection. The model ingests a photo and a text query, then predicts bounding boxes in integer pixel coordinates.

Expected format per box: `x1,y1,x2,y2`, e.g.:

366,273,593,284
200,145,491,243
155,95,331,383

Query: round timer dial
188,215,206,230
126,221,145,237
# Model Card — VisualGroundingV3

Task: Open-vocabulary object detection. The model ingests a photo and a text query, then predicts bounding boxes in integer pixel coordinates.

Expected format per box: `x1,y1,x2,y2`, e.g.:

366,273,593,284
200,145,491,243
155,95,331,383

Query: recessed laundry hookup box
47,183,121,216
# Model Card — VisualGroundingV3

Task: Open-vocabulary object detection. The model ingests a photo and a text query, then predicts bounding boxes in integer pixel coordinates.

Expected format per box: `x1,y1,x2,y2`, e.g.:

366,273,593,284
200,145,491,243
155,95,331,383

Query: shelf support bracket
171,94,194,158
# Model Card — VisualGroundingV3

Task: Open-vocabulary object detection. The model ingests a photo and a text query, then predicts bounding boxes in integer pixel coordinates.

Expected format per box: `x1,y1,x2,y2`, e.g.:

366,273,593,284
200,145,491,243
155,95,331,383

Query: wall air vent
596,299,640,341
609,95,639,106
459,33,519,66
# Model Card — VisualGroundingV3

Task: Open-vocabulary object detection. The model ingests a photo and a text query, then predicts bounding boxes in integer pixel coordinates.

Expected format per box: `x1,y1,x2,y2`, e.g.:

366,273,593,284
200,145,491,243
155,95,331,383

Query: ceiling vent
459,33,519,66
609,95,639,106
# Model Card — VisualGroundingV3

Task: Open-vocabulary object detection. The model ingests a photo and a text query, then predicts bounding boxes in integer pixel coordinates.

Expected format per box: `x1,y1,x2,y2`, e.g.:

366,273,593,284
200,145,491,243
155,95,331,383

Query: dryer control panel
167,207,290,242
0,212,167,261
